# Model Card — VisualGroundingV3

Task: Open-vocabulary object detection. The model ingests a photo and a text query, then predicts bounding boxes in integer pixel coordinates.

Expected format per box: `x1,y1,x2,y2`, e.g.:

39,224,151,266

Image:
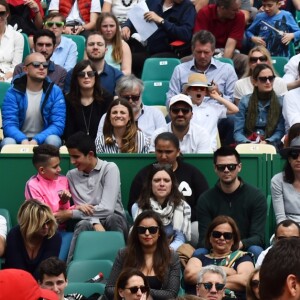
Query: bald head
24,53,46,66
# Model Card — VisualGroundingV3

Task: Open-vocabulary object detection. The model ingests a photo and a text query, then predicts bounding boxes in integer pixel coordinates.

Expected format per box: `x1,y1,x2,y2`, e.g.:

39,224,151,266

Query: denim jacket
234,93,285,144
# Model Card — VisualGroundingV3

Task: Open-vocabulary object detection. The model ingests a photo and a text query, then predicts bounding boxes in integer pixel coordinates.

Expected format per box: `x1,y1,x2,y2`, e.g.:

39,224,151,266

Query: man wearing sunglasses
256,219,300,267
196,146,267,260
13,29,67,90
43,13,78,72
149,94,212,153
1,52,66,149
196,265,226,300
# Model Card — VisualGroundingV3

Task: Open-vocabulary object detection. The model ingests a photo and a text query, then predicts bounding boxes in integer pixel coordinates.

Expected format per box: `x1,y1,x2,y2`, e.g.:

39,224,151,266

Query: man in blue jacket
1,52,66,148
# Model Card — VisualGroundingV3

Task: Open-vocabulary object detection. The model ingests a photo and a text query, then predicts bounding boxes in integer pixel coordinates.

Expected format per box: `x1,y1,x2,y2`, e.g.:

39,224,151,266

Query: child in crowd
246,0,300,57
184,73,239,150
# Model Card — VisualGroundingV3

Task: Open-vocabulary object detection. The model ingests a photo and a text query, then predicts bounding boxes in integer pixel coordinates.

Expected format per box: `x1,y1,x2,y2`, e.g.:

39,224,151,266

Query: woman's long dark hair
123,210,171,281
245,64,281,138
67,60,105,110
137,164,183,209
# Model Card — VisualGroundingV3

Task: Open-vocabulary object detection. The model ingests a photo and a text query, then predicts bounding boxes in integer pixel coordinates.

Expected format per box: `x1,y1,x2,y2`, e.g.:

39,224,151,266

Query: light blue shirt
51,36,78,72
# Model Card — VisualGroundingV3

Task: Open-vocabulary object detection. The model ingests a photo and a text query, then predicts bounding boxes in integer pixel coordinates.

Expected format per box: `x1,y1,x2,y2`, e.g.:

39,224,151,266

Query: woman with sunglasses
234,63,285,148
0,0,24,82
115,268,150,300
271,134,300,225
234,46,287,106
64,60,113,141
246,268,260,300
96,13,131,75
4,199,61,279
95,98,149,153
131,164,191,251
105,210,181,299
184,215,254,299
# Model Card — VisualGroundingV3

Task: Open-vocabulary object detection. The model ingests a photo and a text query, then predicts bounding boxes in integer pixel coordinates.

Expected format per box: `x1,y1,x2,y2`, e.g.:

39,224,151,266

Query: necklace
122,0,133,7
82,102,93,136
209,251,232,266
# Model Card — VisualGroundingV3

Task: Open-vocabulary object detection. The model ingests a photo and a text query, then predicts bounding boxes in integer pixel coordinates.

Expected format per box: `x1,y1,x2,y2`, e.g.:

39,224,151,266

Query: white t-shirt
49,0,101,24
103,0,139,23
0,215,7,239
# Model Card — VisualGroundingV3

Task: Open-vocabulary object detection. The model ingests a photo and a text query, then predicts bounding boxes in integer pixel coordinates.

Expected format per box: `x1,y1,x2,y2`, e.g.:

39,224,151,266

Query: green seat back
22,33,31,61
64,282,104,297
215,57,234,66
142,80,169,106
67,259,113,282
73,231,125,261
0,82,10,108
63,34,86,62
271,56,289,77
141,58,181,81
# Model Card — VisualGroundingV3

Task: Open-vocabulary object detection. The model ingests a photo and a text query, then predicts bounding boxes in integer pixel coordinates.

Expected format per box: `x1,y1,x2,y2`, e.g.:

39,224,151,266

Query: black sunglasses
137,226,159,235
257,75,275,83
77,71,96,78
44,21,65,28
199,282,225,291
122,95,140,102
26,61,49,68
215,164,238,172
250,280,260,288
125,285,149,294
288,151,300,160
249,55,268,63
170,107,191,114
211,230,233,240
0,11,7,17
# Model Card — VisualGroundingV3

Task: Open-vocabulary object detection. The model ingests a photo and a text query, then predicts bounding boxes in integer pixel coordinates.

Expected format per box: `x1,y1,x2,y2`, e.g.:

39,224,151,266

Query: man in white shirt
150,94,212,153
0,215,7,257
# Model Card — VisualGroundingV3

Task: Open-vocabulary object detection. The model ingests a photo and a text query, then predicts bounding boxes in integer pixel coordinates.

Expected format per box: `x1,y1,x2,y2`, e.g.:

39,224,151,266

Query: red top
194,4,245,50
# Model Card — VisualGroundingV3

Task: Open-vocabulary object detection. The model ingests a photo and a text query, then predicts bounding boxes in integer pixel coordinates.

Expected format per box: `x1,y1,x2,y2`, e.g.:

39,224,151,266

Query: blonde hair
18,199,57,241
244,46,275,78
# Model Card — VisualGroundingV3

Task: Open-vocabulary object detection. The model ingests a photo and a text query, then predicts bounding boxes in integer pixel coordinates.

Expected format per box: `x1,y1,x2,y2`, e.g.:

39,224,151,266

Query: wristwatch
160,19,165,25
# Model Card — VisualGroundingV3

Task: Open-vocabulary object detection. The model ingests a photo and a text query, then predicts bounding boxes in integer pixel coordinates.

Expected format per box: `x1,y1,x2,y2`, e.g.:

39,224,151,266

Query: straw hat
182,73,209,93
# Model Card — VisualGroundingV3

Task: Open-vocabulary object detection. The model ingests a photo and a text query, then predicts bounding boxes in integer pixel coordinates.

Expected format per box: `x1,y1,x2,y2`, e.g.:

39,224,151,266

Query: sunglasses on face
250,280,260,288
44,21,65,28
198,282,225,291
211,230,233,240
257,75,275,83
26,61,49,69
122,94,140,102
215,164,238,172
277,235,300,240
137,226,159,235
288,151,300,160
77,71,96,78
249,55,268,63
189,86,207,91
170,107,191,114
125,285,149,294
0,11,7,17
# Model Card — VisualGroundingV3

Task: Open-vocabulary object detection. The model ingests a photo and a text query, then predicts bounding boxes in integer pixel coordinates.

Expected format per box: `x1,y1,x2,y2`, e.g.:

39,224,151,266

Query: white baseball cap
169,94,193,109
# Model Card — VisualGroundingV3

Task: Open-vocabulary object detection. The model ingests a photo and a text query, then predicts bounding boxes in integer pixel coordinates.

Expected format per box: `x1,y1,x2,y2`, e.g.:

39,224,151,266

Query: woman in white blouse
0,0,24,82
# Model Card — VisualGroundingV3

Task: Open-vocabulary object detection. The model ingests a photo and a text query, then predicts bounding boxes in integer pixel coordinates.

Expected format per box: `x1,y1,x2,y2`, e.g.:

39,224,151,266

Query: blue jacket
2,74,66,144
124,0,196,54
234,93,285,145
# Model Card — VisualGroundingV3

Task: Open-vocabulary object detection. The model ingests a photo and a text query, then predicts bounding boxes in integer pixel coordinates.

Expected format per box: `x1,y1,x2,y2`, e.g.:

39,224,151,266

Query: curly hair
245,64,281,138
103,98,139,153
123,210,171,282
97,13,123,63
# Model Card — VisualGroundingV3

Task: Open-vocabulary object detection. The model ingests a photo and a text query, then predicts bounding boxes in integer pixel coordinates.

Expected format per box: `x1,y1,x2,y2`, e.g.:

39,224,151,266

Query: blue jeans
0,135,62,148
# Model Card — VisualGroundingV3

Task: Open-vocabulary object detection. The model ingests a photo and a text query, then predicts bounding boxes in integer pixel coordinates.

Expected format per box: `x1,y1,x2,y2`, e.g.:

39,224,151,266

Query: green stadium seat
215,57,234,66
72,231,125,261
64,282,104,297
271,56,289,77
142,80,169,106
22,33,31,61
63,34,85,62
141,58,181,81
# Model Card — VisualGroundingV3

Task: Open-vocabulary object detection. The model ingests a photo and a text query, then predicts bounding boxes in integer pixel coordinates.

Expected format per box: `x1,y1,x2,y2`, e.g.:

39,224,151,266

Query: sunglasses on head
211,230,233,240
170,107,191,114
122,95,140,102
198,282,225,291
249,55,268,63
44,21,65,28
215,164,238,172
77,71,96,78
0,11,7,17
250,280,260,288
26,61,49,69
257,75,275,83
137,226,159,235
288,151,300,160
125,285,149,294
189,86,207,91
